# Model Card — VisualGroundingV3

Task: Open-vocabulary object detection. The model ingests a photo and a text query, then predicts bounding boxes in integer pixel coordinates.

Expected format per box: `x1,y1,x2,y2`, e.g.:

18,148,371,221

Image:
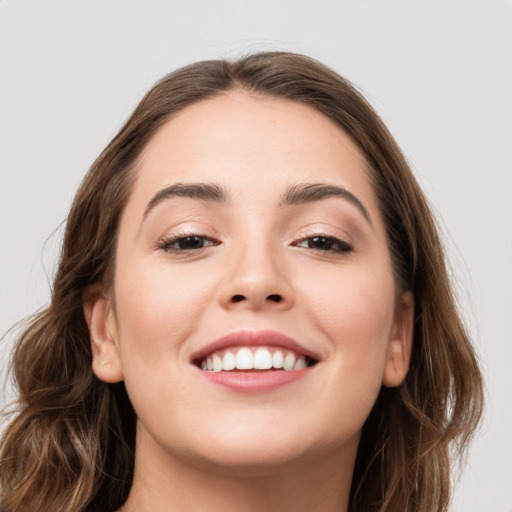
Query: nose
218,242,294,312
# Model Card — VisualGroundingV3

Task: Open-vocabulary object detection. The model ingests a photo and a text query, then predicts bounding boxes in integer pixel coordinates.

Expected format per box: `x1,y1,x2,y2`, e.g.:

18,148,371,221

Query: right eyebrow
143,182,228,219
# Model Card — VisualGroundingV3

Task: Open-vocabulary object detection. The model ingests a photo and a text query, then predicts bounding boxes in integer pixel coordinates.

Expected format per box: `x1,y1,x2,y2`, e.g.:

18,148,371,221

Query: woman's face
88,91,413,473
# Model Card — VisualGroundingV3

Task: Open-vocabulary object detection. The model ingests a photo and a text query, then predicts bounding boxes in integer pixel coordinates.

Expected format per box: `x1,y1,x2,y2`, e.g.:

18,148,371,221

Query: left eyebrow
281,183,372,225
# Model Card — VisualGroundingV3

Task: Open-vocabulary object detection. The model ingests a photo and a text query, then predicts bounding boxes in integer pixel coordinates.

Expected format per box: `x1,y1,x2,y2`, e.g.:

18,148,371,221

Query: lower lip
196,367,311,393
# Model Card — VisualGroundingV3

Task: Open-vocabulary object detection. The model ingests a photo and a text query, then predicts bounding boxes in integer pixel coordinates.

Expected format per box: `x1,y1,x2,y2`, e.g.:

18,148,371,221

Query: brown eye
306,236,334,250
294,235,352,253
158,234,220,253
177,236,209,250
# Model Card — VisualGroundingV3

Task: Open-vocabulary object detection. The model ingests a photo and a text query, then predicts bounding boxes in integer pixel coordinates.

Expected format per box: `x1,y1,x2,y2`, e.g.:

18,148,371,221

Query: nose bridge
220,228,292,310
234,238,279,284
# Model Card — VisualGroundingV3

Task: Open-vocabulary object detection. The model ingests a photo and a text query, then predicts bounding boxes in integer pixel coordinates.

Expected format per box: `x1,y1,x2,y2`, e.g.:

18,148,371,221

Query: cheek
300,257,395,330
112,259,217,365
306,274,395,432
111,260,220,432
297,262,396,378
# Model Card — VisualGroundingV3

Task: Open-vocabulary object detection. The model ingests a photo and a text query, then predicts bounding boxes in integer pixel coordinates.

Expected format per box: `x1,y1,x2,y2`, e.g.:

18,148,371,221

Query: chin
164,415,359,477
186,441,317,477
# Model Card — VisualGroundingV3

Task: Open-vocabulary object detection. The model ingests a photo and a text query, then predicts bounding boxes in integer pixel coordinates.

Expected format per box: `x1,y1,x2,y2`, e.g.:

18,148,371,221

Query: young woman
0,52,483,512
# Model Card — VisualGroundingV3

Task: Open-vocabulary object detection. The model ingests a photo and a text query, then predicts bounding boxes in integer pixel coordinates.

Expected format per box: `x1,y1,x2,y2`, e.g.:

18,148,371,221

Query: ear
382,291,414,388
83,284,123,383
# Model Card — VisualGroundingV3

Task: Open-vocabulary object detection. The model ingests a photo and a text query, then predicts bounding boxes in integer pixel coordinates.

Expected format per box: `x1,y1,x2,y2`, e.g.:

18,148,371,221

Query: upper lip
190,330,321,363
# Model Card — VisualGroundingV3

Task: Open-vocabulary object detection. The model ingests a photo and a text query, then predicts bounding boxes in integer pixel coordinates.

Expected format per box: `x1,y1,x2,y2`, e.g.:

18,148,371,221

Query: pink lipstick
191,330,319,393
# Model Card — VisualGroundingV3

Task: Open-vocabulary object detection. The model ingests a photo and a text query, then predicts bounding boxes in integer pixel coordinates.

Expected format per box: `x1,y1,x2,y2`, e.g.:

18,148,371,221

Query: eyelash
156,233,220,253
292,234,353,254
156,232,352,255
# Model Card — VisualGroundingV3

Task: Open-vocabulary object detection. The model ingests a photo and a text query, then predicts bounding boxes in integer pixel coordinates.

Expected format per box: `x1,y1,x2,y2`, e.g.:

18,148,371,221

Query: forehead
129,91,381,219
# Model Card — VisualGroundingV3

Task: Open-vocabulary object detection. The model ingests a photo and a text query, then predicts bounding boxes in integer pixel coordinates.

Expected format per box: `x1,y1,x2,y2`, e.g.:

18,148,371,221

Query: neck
119,429,356,512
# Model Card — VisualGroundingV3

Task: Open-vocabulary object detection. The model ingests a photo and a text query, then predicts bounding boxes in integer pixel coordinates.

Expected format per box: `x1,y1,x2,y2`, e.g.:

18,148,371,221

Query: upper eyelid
158,232,219,243
293,234,352,248
295,233,348,242
292,228,352,244
154,225,354,247
156,234,220,254
156,224,221,241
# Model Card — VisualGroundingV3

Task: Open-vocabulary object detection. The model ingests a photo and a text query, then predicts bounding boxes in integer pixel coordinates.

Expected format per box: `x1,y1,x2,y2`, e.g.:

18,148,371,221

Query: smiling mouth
195,346,317,373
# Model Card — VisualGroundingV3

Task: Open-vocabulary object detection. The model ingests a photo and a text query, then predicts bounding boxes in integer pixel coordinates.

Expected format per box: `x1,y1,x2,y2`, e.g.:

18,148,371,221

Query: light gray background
1,1,511,510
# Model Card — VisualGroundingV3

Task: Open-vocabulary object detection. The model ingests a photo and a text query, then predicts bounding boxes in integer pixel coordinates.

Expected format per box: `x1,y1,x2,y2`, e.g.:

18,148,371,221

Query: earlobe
83,285,123,383
382,291,414,388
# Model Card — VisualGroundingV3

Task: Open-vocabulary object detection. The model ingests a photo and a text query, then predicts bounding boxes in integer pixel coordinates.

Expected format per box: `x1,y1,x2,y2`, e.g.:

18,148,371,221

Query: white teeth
293,357,306,370
254,348,273,370
283,352,296,370
272,350,284,368
212,354,223,372
200,347,311,372
222,350,236,371
235,347,254,370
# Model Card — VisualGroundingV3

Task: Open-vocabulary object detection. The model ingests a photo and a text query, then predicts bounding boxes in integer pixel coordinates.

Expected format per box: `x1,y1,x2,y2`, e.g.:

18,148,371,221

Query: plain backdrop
1,1,511,510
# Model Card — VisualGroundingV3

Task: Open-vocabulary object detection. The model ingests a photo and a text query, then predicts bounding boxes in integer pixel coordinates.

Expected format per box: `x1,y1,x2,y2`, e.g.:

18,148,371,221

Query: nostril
231,294,246,303
266,294,282,303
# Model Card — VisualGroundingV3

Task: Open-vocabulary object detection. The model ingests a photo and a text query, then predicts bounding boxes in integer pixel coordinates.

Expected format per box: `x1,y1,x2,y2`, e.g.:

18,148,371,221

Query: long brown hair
0,52,483,512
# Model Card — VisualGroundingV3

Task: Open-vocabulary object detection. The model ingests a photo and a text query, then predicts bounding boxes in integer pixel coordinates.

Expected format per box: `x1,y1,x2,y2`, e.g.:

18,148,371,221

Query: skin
85,91,414,512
